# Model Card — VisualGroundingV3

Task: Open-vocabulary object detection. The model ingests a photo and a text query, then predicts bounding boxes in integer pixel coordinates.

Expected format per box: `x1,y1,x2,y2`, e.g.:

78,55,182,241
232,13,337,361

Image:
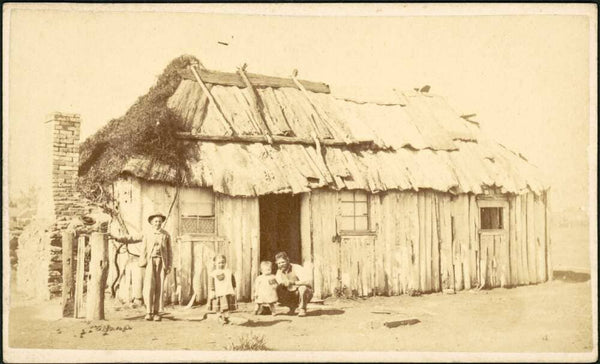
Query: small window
480,207,503,230
180,189,216,235
339,190,370,232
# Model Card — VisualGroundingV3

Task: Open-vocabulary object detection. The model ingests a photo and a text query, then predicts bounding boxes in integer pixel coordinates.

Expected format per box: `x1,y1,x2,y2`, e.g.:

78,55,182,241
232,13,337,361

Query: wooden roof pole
291,70,352,144
237,64,273,144
189,62,237,136
175,132,381,148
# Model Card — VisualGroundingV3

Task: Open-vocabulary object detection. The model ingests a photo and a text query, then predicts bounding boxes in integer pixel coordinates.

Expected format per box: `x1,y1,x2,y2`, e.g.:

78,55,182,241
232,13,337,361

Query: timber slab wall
306,190,550,298
111,176,550,303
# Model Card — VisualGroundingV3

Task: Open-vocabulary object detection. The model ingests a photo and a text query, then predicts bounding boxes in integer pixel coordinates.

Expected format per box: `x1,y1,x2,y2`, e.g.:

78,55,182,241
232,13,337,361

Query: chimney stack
39,112,83,227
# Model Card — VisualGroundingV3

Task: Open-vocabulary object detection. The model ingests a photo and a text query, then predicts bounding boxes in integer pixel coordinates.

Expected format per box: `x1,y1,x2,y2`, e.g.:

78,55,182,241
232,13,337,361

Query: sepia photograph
2,3,597,362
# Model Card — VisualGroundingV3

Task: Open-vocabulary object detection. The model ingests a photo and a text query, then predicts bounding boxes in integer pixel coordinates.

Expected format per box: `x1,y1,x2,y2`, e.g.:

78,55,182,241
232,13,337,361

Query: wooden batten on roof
178,68,331,94
175,132,380,149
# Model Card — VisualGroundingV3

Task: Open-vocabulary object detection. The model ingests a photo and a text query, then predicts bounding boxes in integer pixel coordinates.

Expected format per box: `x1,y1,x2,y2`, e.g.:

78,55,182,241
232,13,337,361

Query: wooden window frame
477,198,508,234
178,189,218,237
338,190,374,236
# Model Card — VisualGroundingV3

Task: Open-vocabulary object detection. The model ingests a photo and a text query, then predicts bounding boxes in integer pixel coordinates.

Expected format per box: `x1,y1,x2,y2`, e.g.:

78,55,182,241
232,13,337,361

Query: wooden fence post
61,230,75,317
74,235,86,318
86,232,109,320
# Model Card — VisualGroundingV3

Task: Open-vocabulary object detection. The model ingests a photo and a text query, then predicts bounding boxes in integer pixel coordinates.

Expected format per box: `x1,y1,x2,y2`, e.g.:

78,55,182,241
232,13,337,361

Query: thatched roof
80,55,548,197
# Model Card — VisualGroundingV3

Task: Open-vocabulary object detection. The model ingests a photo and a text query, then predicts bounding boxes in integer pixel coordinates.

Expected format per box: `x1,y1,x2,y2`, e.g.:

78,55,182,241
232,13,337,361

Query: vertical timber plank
86,233,108,321
418,192,426,292
382,193,394,295
424,192,432,292
431,194,441,292
74,235,87,318
526,193,537,283
545,191,553,281
61,230,75,317
311,191,324,299
509,196,519,286
517,195,529,285
468,195,478,289
439,195,454,291
406,193,419,294
179,238,193,305
534,195,547,282
191,242,201,303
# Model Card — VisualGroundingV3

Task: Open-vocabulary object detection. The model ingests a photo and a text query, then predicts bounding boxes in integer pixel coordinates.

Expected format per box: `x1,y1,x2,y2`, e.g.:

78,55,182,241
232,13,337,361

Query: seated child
208,254,236,324
253,261,279,316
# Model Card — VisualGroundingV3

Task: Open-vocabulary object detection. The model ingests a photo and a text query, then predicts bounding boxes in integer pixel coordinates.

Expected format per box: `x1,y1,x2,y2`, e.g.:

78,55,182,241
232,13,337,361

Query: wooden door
177,236,229,305
339,236,376,297
477,199,509,288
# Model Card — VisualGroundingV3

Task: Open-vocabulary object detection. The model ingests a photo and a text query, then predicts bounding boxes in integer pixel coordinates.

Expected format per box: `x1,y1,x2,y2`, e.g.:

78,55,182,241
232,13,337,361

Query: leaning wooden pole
61,230,75,317
86,232,109,320
189,63,237,136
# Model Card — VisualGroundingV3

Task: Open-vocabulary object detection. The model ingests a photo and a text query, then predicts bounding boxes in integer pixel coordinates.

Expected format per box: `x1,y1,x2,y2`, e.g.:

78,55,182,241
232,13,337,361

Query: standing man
139,212,172,321
274,252,313,317
113,212,172,321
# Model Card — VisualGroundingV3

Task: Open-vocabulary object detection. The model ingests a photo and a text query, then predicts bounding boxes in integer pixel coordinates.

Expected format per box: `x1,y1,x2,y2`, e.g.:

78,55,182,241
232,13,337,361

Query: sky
4,4,596,213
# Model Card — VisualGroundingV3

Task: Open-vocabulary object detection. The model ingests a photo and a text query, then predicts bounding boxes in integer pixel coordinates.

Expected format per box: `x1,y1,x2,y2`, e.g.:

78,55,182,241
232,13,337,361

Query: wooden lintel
179,68,330,94
175,132,377,148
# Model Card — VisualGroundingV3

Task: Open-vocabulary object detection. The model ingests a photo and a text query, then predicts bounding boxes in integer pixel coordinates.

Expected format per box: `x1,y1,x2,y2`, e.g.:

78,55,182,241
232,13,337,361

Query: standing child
253,261,279,316
208,254,236,324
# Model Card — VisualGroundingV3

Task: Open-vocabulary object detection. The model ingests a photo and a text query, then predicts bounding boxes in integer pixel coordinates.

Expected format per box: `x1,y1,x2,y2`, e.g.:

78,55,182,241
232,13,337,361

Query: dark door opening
259,194,302,265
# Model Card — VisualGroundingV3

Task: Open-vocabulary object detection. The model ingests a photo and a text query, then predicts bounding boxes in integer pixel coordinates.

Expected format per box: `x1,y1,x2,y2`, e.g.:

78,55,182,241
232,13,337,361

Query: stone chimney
38,112,84,227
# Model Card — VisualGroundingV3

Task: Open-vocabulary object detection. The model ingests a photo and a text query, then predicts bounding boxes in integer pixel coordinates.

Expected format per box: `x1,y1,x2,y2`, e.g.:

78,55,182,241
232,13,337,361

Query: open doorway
259,194,302,265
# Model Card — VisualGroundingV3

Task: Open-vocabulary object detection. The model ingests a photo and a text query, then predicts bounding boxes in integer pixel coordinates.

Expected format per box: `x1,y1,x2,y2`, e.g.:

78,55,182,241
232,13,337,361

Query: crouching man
274,252,313,317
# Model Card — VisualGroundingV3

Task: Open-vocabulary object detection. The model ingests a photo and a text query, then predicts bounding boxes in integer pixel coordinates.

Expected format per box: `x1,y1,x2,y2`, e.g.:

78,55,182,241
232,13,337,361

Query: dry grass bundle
224,332,270,351
78,55,199,200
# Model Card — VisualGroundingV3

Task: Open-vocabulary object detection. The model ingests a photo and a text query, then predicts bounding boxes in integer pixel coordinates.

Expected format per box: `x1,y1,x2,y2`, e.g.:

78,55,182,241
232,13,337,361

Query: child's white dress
209,268,236,311
254,274,279,304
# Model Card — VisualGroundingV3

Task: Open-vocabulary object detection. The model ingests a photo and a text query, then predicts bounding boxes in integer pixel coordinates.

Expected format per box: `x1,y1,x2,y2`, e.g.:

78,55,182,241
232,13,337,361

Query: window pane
355,216,368,231
340,190,354,202
197,217,215,233
355,202,368,216
480,207,503,229
354,191,368,202
341,202,355,216
181,216,215,234
340,216,355,231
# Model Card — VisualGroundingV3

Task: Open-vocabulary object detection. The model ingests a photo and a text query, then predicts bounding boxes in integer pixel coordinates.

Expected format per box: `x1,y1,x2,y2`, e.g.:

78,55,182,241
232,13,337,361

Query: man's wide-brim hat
147,213,166,224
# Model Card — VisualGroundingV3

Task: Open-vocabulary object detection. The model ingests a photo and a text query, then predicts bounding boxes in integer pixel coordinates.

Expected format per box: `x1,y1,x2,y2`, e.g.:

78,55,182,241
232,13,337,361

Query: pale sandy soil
8,278,593,352
8,219,594,353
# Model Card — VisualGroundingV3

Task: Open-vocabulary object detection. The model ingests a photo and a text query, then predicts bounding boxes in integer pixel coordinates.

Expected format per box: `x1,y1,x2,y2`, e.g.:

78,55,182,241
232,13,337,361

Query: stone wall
16,221,58,300
16,112,84,300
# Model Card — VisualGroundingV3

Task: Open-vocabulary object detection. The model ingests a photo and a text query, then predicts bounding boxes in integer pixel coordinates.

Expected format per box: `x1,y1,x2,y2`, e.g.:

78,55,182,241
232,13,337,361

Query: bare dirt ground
7,218,594,353
8,279,592,352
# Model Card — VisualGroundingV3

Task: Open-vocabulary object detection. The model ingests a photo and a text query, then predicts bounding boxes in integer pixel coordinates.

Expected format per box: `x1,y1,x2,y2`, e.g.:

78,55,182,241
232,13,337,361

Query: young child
208,254,236,324
253,261,279,316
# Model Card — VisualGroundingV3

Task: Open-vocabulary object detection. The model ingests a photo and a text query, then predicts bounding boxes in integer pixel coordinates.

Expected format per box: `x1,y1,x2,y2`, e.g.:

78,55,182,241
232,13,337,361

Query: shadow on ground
553,270,590,283
305,309,345,317
241,319,292,327
123,313,179,321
